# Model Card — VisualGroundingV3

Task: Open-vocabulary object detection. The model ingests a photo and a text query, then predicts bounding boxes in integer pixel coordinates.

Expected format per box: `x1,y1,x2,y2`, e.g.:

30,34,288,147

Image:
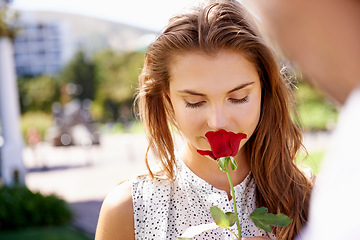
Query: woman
95,1,312,239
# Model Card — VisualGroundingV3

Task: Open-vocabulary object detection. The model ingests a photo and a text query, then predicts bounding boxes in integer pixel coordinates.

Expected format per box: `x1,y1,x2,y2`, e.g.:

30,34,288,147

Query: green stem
239,217,250,229
225,227,239,239
224,161,242,238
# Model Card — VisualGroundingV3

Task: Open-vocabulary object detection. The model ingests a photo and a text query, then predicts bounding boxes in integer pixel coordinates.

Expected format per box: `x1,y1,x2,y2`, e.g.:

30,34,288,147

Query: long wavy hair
136,0,312,239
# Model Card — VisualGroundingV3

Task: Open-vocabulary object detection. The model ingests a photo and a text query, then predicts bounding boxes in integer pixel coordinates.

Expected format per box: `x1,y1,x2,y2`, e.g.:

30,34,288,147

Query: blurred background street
24,133,150,237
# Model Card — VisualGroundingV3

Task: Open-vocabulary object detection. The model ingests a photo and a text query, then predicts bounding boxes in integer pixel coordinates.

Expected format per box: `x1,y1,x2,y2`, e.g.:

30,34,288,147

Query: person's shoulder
95,181,134,240
132,173,173,188
103,181,133,212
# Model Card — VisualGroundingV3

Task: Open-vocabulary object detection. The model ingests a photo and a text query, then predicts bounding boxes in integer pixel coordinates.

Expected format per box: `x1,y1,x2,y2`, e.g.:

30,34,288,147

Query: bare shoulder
95,181,134,240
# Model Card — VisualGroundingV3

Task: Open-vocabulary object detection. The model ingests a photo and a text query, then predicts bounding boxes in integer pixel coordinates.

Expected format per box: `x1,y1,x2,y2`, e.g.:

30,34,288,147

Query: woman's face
169,50,262,155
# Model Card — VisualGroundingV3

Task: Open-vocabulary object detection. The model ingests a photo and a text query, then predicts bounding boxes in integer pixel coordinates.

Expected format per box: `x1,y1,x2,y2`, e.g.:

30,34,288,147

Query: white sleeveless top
131,160,274,239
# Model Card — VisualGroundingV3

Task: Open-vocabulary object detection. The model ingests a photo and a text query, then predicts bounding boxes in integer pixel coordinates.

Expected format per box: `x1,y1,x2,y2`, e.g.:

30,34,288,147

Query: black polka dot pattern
131,160,275,239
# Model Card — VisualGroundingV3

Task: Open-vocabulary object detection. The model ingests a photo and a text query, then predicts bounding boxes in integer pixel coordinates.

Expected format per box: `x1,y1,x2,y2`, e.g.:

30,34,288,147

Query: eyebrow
178,81,255,96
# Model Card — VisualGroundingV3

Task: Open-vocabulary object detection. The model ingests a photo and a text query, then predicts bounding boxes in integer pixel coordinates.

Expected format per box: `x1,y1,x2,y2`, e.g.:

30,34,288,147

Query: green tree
60,50,97,101
295,80,338,131
0,0,18,39
18,75,60,113
93,50,144,122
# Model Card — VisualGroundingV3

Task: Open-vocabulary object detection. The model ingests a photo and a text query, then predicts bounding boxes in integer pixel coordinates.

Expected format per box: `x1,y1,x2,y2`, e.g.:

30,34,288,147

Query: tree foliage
92,50,144,122
18,49,145,123
18,75,60,113
295,80,338,131
94,50,144,103
60,50,97,101
0,0,18,39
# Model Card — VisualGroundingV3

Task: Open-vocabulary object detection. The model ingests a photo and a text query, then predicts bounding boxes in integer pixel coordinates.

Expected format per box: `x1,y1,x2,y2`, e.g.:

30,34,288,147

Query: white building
13,21,67,76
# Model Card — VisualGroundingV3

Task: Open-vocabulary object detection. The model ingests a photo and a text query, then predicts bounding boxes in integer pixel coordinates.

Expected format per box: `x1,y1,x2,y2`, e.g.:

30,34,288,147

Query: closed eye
185,101,206,108
229,96,249,104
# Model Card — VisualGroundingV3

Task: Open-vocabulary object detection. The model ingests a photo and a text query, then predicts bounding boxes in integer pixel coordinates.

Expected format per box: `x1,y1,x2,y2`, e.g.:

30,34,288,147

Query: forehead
169,50,260,92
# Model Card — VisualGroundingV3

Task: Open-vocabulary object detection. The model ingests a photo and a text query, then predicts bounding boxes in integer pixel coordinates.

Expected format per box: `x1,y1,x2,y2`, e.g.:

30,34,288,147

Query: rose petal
198,129,247,160
197,149,216,160
230,133,247,157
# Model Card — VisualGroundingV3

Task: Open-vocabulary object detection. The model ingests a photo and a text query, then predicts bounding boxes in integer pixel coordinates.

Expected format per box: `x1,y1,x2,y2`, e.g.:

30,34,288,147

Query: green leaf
177,222,218,239
210,206,229,227
225,212,237,227
217,157,229,172
210,206,237,228
249,207,293,233
230,156,237,171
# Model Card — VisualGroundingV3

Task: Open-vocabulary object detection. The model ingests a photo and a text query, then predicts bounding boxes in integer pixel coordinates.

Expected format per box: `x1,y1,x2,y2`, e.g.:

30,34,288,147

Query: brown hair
136,0,312,239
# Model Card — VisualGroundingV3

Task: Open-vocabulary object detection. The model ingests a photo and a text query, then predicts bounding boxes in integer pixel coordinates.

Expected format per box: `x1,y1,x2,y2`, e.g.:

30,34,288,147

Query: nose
207,105,229,130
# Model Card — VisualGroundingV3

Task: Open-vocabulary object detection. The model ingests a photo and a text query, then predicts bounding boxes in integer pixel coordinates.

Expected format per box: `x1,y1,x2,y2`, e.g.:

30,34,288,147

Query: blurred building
13,20,71,76
12,10,156,75
13,22,61,76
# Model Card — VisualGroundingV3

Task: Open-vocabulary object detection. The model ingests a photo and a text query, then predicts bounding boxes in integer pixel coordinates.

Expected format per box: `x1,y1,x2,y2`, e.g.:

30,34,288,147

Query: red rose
197,129,247,160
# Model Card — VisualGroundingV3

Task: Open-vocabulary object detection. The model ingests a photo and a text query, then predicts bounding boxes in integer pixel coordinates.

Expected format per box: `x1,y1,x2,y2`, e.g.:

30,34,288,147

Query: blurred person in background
245,0,360,239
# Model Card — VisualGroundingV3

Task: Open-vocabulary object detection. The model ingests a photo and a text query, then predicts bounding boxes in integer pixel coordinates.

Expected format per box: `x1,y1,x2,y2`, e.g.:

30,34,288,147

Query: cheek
237,98,261,134
173,105,203,134
173,109,207,149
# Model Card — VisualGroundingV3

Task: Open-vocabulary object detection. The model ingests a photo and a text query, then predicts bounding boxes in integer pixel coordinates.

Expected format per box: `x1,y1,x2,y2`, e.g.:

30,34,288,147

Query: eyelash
229,96,249,104
185,96,249,109
185,101,205,109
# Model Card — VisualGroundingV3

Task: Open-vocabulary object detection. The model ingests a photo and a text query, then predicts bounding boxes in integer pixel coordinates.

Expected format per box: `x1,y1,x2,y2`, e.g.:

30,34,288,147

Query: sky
11,0,206,32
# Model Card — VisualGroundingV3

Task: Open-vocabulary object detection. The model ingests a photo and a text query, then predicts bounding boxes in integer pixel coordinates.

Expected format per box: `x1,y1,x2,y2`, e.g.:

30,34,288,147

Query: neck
180,141,250,197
